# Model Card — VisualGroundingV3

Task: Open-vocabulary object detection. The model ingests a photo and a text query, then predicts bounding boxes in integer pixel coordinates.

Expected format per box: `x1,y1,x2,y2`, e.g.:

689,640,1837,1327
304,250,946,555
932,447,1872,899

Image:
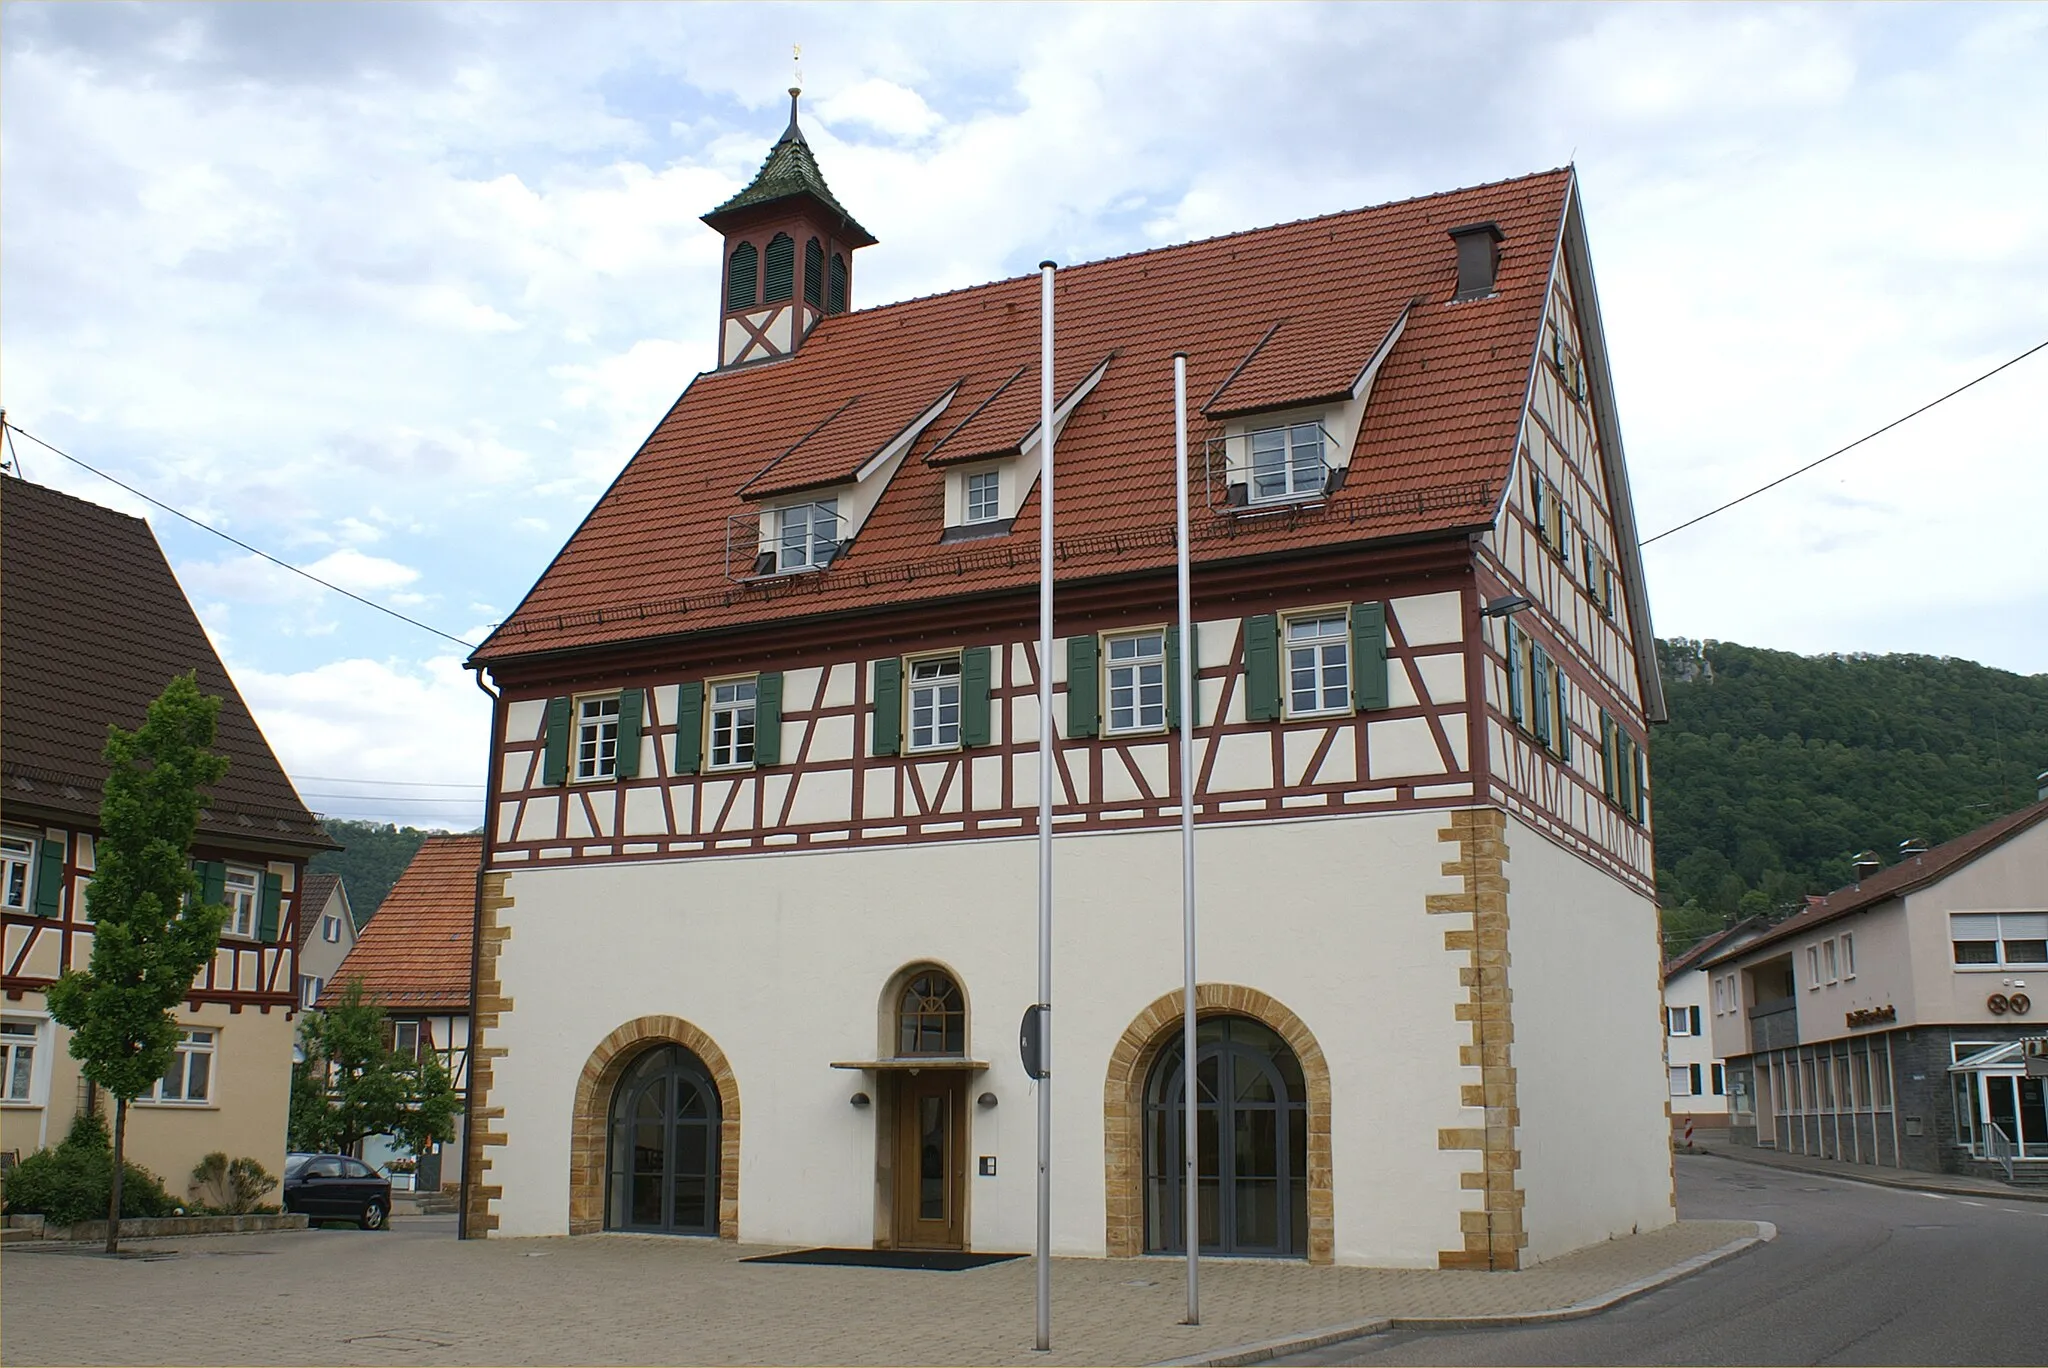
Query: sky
4,2,2045,831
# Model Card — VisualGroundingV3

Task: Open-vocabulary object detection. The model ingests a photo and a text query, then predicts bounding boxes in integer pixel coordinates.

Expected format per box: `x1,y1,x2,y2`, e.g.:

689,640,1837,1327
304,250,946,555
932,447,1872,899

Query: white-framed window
1247,423,1325,503
299,976,325,1010
1713,977,1728,1015
776,498,840,572
1805,944,1821,989
1284,613,1350,717
392,1021,421,1062
1951,912,2048,966
907,656,963,752
2,832,37,911
964,470,1001,525
1667,1006,1700,1037
1823,938,1839,984
575,694,622,782
2,1020,40,1103
322,914,342,944
1669,1065,1699,1097
1842,932,1855,978
708,678,758,770
1104,631,1167,735
141,1029,215,1105
223,867,261,939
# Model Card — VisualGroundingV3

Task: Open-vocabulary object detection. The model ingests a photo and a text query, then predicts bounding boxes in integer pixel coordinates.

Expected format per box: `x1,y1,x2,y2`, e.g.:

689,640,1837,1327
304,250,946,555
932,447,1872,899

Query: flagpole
1173,352,1200,1325
1035,258,1057,1355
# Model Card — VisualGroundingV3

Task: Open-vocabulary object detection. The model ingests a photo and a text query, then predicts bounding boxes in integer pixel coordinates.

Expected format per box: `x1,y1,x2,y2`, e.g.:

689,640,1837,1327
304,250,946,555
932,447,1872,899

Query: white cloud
817,79,942,139
301,549,421,595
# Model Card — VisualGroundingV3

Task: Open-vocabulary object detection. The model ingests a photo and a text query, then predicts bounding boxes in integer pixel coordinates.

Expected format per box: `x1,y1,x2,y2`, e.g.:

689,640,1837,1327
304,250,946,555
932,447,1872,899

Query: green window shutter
1506,623,1524,726
258,872,283,943
753,672,784,766
1633,740,1648,822
1164,626,1182,731
1351,602,1389,711
803,237,824,307
674,682,704,775
1066,635,1100,738
33,838,64,917
871,659,903,757
614,688,645,780
542,696,572,786
726,241,758,309
1554,669,1573,762
1600,711,1616,802
1243,614,1280,722
201,860,228,907
763,233,795,303
961,647,993,748
1531,645,1552,745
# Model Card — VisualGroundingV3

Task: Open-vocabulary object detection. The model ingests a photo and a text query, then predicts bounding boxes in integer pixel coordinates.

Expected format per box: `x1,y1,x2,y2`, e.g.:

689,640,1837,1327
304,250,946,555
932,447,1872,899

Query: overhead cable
1,419,477,649
1641,338,2048,547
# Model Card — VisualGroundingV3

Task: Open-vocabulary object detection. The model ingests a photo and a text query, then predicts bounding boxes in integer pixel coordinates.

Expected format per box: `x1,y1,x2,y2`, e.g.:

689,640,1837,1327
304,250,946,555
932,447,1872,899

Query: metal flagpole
1035,259,1057,1354
1173,352,1200,1326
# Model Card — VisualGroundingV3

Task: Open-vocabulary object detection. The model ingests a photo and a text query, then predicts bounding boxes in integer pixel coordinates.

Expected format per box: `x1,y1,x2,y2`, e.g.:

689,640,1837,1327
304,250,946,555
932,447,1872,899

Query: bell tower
702,89,877,369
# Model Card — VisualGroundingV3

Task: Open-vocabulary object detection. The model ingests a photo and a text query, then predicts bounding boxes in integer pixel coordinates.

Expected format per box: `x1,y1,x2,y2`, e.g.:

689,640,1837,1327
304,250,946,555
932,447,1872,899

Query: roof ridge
2,472,150,526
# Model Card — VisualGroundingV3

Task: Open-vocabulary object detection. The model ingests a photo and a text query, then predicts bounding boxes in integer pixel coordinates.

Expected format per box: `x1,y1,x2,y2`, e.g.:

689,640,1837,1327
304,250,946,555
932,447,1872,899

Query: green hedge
2,1111,177,1226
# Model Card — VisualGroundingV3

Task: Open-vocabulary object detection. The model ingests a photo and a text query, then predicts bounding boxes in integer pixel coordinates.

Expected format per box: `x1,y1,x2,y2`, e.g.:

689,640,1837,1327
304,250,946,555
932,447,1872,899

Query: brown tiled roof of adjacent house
318,835,477,1011
294,872,347,943
472,168,1577,665
1663,916,1766,981
1701,798,2048,967
0,476,332,848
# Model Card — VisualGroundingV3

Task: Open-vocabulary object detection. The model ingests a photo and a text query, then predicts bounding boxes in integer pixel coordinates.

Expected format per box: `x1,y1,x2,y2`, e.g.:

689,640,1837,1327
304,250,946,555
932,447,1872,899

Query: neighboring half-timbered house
460,101,1672,1270
319,835,477,1193
1,476,331,1190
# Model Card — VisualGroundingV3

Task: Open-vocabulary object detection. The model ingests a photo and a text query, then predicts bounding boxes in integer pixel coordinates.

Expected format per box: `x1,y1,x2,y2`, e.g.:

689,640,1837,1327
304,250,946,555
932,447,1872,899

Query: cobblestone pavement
0,1215,1757,1367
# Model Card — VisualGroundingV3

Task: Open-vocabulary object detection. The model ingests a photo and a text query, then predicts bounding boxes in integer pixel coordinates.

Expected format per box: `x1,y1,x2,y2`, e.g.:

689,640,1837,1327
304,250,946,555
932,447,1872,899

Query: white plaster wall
1506,814,1674,1261
487,807,1506,1265
1662,969,1726,1116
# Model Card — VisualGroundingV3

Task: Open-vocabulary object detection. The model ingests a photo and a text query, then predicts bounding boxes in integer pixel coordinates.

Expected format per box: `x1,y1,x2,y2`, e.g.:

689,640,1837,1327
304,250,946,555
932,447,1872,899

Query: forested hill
1653,639,2048,946
308,820,437,925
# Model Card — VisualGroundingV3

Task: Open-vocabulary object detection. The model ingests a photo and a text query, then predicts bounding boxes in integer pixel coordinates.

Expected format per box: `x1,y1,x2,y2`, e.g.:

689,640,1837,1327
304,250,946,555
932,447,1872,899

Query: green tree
46,673,231,1253
293,979,460,1160
308,821,437,924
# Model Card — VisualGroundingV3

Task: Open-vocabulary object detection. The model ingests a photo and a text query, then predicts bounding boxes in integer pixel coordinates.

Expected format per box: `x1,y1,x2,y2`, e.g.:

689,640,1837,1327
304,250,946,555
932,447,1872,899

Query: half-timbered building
460,101,1673,1269
319,834,477,1192
1,476,331,1189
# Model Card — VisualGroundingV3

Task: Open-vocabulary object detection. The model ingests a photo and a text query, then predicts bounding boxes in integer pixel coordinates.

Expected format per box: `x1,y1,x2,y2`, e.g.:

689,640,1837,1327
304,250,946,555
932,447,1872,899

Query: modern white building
458,100,1674,1269
1662,920,1765,1143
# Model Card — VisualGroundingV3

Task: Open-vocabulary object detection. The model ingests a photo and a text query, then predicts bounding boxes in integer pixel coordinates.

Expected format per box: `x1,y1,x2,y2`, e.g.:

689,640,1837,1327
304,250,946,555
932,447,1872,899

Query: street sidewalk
1686,1141,2048,1203
0,1213,1769,1367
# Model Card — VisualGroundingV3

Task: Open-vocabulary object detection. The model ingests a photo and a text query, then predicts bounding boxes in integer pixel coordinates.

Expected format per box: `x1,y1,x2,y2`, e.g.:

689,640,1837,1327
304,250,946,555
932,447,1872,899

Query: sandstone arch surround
569,1016,742,1238
1103,984,1334,1264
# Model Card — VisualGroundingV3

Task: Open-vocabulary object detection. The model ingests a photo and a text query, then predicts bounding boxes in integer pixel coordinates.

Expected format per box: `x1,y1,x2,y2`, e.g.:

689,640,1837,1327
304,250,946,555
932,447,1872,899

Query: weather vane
792,43,802,93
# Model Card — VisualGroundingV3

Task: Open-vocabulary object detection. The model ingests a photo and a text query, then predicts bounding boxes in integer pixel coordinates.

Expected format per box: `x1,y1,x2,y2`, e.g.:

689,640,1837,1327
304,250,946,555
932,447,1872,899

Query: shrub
189,1152,278,1215
2,1111,176,1225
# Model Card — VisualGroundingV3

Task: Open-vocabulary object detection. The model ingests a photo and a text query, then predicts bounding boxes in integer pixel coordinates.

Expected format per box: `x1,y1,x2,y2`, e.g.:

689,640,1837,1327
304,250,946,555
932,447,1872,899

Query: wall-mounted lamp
1482,594,1533,618
849,1092,871,1108
977,1092,999,1109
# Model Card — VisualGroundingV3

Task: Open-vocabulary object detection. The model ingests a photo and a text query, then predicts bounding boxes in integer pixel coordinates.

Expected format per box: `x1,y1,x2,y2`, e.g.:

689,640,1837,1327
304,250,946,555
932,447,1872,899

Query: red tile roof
1700,798,2048,967
473,169,1574,665
1,476,332,847
740,378,962,500
318,836,478,1011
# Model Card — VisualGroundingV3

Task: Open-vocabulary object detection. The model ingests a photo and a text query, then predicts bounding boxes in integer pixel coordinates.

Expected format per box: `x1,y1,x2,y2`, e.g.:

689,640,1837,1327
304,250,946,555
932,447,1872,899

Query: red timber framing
0,821,304,1017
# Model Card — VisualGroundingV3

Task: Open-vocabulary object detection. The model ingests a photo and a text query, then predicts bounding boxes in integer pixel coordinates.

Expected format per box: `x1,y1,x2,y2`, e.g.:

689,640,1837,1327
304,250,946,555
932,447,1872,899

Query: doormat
743,1247,1023,1272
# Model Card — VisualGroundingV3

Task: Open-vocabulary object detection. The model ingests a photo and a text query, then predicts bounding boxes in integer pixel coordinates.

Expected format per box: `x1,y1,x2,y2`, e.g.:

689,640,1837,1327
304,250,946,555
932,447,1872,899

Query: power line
301,791,484,805
295,774,485,790
2,419,478,649
1640,338,2048,547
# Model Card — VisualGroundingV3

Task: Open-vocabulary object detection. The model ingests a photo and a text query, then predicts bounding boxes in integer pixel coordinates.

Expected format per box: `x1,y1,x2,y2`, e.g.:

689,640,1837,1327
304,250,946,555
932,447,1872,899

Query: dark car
282,1152,392,1229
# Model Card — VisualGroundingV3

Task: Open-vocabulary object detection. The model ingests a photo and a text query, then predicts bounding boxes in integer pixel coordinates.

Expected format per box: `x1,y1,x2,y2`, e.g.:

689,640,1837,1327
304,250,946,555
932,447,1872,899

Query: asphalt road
1278,1154,2048,1367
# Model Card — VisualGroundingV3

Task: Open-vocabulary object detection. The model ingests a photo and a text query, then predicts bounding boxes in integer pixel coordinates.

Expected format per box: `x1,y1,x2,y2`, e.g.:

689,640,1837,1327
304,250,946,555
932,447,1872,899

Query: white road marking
1959,1200,1985,1208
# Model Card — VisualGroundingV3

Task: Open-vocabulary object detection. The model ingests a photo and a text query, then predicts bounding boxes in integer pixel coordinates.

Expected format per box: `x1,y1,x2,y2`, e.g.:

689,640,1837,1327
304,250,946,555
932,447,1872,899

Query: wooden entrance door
892,1072,965,1249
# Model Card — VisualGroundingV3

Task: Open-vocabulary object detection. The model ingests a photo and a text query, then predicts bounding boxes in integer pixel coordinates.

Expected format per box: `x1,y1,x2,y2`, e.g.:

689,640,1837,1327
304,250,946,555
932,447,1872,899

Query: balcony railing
1202,422,1341,516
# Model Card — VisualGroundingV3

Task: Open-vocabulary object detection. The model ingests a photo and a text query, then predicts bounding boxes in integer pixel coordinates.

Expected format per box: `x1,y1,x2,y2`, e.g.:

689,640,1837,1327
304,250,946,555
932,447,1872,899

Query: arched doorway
1143,1015,1309,1257
606,1044,722,1235
883,965,970,1250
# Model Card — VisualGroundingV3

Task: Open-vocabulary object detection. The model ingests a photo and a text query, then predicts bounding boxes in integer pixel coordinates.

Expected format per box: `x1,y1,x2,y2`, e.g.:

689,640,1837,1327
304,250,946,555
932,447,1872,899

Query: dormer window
776,498,840,572
964,470,1001,524
1249,423,1327,503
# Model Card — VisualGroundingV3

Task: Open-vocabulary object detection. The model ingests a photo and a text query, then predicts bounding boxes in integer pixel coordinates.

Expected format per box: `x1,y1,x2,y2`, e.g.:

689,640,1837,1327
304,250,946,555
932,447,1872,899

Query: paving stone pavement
0,1216,1758,1366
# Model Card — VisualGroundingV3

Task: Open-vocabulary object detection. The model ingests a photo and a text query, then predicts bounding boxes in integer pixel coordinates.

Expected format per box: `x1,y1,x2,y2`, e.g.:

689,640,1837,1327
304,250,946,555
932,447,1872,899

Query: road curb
1690,1145,2048,1204
1153,1221,1776,1367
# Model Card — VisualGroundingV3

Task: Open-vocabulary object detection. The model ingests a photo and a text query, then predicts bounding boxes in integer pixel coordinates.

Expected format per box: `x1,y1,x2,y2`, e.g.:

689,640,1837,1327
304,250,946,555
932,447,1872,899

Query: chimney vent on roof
1448,221,1505,300
1899,836,1929,859
2037,769,2048,801
1851,849,1883,882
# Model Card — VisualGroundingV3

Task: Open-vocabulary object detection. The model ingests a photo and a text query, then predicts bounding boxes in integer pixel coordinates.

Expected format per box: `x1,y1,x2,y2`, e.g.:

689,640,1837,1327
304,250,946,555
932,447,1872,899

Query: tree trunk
106,1095,128,1255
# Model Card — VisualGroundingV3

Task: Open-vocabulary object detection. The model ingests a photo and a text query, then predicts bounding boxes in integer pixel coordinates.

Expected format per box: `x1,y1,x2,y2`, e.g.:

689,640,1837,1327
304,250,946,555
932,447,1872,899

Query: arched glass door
1143,1015,1308,1257
606,1044,720,1234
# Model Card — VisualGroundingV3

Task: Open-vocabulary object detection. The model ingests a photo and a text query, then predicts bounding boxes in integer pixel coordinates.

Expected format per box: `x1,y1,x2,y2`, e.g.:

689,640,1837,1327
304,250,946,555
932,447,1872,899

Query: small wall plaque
978,1156,997,1177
